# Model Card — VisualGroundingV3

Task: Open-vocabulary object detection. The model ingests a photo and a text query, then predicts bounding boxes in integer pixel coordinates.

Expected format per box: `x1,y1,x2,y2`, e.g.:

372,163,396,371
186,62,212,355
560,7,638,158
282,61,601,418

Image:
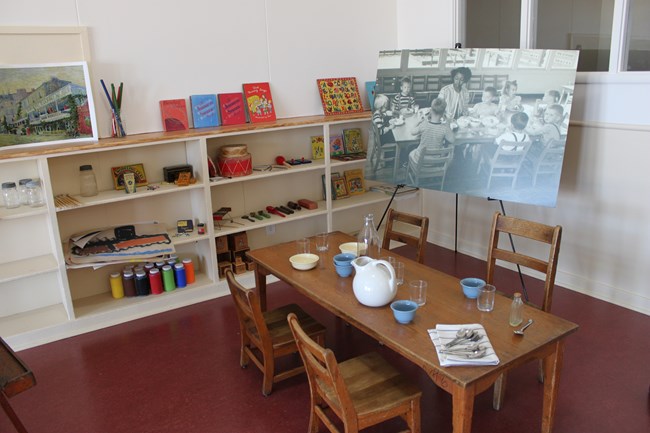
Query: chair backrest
486,212,562,312
408,146,453,188
486,140,531,188
532,139,566,182
225,268,271,349
382,208,429,263
287,312,357,429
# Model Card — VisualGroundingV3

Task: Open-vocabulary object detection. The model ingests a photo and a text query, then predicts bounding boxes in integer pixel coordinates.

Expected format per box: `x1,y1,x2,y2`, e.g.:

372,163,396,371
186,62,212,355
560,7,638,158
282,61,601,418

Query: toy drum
217,144,252,177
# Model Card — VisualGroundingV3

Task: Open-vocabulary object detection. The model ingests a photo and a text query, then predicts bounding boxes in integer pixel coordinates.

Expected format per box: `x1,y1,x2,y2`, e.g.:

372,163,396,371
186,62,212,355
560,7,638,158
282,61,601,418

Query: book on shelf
190,94,220,128
369,183,419,195
343,128,363,154
159,99,189,132
311,135,325,160
329,134,344,156
242,82,276,123
331,152,366,161
366,81,376,110
316,77,364,116
218,93,247,126
344,168,365,196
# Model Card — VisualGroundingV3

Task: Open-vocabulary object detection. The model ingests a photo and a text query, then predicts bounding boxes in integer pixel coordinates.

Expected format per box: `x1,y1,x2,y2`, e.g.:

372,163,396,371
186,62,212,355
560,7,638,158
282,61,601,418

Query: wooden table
247,232,578,433
1,337,35,433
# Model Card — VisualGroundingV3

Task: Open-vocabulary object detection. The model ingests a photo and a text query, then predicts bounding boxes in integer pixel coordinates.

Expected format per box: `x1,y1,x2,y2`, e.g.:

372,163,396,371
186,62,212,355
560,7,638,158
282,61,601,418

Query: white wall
0,0,398,136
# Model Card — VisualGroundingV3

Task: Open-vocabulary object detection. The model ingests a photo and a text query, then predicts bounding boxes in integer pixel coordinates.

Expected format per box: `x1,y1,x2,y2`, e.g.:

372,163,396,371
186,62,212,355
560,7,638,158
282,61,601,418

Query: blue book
365,81,376,110
190,94,220,128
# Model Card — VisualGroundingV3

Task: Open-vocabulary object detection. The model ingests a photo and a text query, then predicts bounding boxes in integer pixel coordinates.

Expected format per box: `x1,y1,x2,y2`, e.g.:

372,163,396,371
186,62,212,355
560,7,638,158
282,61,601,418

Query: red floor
2,243,649,433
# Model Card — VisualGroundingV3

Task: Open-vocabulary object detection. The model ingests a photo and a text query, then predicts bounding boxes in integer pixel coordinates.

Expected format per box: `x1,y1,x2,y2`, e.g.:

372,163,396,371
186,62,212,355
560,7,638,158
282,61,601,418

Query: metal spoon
514,319,534,335
445,331,481,348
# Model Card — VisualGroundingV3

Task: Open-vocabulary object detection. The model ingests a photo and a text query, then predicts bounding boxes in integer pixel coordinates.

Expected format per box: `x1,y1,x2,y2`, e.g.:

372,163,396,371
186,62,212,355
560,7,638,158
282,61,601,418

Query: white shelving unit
0,112,418,350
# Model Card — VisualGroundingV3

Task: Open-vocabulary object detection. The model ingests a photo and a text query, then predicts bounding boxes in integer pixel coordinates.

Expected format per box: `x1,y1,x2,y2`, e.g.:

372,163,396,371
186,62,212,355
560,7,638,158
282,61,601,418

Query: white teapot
351,257,397,307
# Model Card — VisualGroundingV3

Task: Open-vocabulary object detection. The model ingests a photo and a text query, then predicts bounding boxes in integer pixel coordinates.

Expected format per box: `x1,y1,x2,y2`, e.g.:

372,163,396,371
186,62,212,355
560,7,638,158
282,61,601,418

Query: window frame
455,0,649,82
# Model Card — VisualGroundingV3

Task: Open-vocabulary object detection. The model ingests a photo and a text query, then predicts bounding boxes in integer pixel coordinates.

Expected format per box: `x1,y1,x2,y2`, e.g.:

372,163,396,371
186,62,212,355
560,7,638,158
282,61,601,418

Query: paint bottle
174,263,187,288
149,268,163,295
182,258,195,284
122,270,136,297
134,270,150,296
162,265,176,292
79,165,98,197
109,272,124,299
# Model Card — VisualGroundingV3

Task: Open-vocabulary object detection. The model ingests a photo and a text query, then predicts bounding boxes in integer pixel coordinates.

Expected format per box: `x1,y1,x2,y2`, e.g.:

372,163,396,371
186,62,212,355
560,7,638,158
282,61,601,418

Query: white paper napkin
428,323,500,367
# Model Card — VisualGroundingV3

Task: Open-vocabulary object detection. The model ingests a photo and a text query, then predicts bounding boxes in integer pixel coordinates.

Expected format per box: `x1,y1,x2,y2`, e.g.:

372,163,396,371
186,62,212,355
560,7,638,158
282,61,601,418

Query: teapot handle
374,259,396,291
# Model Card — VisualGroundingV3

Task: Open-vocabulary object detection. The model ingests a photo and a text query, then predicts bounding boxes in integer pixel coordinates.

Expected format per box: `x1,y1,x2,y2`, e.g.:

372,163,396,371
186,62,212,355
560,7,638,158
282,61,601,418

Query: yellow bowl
289,253,319,270
339,242,365,256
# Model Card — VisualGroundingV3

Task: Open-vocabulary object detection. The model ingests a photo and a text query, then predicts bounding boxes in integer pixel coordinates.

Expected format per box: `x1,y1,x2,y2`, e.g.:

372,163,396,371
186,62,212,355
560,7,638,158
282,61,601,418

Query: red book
159,99,189,132
218,93,247,126
242,82,276,123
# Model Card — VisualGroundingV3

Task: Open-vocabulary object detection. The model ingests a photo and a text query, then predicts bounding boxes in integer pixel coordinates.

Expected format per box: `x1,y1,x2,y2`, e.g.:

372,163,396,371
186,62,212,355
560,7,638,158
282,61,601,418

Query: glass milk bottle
79,164,98,197
509,292,524,326
357,213,381,258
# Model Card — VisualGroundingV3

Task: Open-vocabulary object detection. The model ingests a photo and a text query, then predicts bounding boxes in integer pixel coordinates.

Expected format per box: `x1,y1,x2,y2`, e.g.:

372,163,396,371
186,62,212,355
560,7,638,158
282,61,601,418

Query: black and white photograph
366,48,579,207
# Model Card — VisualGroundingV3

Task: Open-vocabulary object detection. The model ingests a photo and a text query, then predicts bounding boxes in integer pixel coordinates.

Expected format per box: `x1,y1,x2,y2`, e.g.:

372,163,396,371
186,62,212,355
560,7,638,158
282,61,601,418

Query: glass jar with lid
26,179,45,207
2,182,21,209
79,164,98,197
18,178,32,205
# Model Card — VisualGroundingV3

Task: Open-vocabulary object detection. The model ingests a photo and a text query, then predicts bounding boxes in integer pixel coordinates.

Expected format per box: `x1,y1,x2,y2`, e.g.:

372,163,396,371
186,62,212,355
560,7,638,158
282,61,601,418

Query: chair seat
339,352,421,418
263,304,326,351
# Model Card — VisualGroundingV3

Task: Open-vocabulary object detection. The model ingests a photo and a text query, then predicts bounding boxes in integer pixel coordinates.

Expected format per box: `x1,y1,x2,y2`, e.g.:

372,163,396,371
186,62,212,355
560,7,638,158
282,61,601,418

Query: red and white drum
217,144,252,177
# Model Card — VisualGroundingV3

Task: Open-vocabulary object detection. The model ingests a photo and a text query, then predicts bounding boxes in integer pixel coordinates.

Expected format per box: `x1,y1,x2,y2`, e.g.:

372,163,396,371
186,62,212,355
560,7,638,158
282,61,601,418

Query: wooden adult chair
486,212,562,410
287,313,421,433
225,268,326,396
382,208,429,264
406,146,453,189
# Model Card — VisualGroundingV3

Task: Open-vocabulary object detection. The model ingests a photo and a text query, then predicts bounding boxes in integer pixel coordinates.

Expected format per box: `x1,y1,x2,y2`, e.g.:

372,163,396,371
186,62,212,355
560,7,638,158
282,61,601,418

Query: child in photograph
534,89,561,117
470,86,498,118
495,111,530,151
538,104,564,145
372,94,396,145
497,80,522,113
408,98,455,165
391,77,417,113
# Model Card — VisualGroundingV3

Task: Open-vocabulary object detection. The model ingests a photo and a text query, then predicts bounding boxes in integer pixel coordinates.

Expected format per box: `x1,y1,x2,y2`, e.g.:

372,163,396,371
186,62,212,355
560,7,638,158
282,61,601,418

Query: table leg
1,392,29,433
392,143,402,180
254,266,269,312
452,385,476,433
541,339,566,433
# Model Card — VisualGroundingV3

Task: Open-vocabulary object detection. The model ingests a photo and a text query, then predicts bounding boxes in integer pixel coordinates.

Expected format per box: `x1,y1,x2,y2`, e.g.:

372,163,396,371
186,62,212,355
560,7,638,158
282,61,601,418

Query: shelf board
213,201,328,237
0,304,69,338
210,159,325,186
0,254,59,284
168,229,211,246
72,273,215,319
0,205,48,220
55,182,205,212
331,191,390,212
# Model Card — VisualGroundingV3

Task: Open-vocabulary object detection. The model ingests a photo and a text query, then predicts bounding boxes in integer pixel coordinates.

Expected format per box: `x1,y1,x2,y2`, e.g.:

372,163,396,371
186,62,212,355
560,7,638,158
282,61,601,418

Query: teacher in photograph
438,66,472,120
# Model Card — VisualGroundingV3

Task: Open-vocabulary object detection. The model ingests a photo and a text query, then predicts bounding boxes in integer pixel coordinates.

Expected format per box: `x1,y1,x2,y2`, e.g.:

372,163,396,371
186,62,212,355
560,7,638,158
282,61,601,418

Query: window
463,0,648,73
625,0,650,71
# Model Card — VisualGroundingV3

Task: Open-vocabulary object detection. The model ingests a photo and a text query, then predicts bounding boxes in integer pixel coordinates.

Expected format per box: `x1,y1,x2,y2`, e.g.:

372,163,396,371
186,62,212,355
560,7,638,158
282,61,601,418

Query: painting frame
0,61,98,150
111,163,148,190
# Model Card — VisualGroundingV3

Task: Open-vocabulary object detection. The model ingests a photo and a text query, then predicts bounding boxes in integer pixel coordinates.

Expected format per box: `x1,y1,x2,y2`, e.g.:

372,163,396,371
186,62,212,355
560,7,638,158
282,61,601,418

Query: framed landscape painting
0,61,98,150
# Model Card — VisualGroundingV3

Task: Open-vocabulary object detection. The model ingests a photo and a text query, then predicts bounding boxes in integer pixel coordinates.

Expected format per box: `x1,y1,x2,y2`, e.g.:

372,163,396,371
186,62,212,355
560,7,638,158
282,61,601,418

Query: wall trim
570,119,650,132
428,228,650,317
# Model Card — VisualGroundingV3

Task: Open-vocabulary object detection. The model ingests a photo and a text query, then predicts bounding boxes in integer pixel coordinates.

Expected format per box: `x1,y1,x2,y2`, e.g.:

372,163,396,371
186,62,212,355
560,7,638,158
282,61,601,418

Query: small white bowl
339,242,365,257
289,253,319,270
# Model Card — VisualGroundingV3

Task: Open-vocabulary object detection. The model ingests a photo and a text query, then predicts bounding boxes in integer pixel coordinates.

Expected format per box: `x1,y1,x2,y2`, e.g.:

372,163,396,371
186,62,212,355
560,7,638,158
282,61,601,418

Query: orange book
159,99,189,132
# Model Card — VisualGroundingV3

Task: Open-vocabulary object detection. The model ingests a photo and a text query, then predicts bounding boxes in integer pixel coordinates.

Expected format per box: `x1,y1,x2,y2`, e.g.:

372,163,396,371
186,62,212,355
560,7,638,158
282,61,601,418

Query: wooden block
228,232,249,251
298,198,317,210
234,262,247,274
216,236,229,254
218,261,232,279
